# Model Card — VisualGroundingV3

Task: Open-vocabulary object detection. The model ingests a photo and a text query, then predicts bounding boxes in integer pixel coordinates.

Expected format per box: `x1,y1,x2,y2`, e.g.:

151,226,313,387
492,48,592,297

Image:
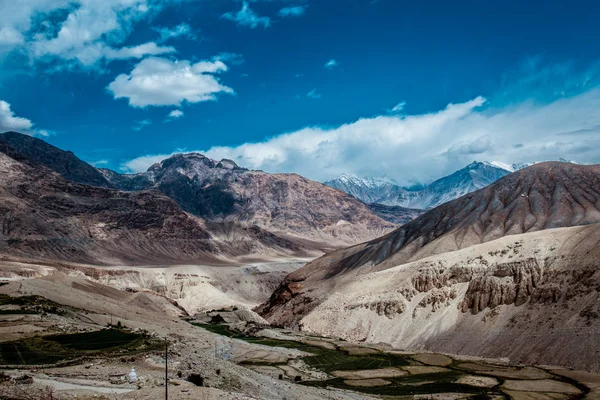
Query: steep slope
0,132,392,248
260,162,600,327
103,153,393,245
0,131,111,188
366,203,423,225
325,161,513,209
0,150,308,265
285,224,600,371
406,161,512,208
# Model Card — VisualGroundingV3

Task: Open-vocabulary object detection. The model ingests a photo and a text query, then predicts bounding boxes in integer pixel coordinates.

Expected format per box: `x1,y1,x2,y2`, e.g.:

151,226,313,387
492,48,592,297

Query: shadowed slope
259,162,600,325
0,151,307,265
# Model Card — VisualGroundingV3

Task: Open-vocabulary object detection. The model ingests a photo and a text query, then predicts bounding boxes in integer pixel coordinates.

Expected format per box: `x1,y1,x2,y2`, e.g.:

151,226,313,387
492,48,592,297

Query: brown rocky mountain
0,131,112,188
258,162,600,369
366,203,424,225
100,152,394,246
0,132,395,265
0,132,393,250
0,147,309,265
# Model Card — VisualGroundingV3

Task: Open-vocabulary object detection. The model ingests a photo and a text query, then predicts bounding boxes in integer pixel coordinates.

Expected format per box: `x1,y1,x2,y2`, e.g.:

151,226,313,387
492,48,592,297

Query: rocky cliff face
0,131,111,188
259,163,600,358
103,152,393,246
262,225,600,371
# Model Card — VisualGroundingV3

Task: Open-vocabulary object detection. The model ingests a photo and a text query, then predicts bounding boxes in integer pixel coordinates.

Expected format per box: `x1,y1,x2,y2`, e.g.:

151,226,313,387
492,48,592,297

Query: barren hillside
0,151,311,265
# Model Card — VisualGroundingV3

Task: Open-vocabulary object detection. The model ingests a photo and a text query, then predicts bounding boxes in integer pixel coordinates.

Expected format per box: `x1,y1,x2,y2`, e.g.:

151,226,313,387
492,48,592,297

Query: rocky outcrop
367,203,423,225
347,299,406,318
460,259,543,313
261,162,600,328
0,131,111,188
101,152,393,245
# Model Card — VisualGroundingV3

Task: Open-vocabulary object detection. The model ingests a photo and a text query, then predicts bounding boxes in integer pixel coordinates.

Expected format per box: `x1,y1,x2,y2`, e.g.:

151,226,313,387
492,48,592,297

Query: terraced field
193,322,591,399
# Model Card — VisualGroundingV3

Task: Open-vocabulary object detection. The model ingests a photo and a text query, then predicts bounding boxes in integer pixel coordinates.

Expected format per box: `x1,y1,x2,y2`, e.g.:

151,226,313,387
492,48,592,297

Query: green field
192,322,505,398
0,329,161,366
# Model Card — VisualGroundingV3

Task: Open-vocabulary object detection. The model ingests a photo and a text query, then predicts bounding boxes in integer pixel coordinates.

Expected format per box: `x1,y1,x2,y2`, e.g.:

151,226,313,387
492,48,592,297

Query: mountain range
259,161,600,370
325,161,531,209
0,131,393,264
2,130,600,375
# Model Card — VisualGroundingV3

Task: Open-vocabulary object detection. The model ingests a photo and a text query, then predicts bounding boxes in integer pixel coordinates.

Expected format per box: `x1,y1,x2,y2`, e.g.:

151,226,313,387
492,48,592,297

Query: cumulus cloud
0,100,48,136
324,59,338,69
107,57,234,108
0,0,180,67
121,152,179,172
121,89,600,182
278,6,307,17
222,2,271,29
168,109,184,119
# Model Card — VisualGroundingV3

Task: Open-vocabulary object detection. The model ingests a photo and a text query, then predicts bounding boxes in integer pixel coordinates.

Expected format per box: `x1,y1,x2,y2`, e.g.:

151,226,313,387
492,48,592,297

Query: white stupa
128,367,137,383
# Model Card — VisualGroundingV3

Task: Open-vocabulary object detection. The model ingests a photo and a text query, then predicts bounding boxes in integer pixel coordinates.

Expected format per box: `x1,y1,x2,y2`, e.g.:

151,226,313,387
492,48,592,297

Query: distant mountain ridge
325,161,537,209
0,132,393,250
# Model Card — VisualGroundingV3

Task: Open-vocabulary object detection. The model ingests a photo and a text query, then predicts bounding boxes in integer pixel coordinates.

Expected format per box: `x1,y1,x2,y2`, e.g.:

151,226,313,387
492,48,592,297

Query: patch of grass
302,377,489,396
0,329,161,366
45,329,143,351
192,322,238,338
0,309,37,315
191,322,505,397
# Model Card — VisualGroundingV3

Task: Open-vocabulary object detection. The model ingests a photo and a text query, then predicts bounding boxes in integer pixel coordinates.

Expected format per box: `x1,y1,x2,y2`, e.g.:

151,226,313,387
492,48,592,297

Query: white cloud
0,100,33,132
122,152,178,172
102,42,175,60
278,6,307,17
0,100,48,136
388,101,406,113
168,109,184,118
0,0,180,67
107,57,234,108
122,88,600,182
307,89,321,99
0,26,24,47
324,59,338,69
222,2,271,29
91,159,109,167
154,23,196,42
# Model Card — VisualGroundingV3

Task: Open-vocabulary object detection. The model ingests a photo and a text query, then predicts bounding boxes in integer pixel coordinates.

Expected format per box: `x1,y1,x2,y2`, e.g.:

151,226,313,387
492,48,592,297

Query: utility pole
165,339,168,400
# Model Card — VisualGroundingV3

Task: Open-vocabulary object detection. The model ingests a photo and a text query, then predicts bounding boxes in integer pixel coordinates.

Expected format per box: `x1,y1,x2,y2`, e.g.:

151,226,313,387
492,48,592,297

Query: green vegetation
0,328,161,366
191,321,514,398
0,293,75,316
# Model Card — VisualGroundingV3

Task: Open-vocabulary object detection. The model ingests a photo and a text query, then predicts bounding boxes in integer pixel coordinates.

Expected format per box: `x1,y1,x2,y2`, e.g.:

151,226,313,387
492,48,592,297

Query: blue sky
1,0,600,183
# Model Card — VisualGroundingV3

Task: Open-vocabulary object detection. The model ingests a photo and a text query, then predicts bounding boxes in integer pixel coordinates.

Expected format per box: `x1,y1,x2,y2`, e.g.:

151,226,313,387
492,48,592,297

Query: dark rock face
460,259,542,313
367,203,423,225
102,152,392,242
0,131,111,188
